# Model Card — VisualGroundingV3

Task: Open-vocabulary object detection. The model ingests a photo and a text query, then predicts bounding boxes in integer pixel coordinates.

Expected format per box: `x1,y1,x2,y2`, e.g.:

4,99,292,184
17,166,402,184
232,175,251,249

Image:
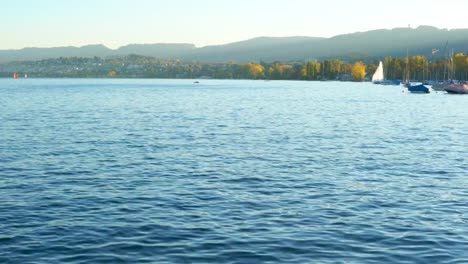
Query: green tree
305,61,320,80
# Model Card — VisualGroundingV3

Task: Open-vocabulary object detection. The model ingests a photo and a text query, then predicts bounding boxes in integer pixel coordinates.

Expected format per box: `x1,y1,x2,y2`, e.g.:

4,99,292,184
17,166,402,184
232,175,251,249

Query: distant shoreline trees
2,53,468,81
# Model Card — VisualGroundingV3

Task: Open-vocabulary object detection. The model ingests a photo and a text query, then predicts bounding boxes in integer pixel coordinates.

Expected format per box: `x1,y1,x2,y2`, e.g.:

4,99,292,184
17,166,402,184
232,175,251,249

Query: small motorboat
408,84,430,93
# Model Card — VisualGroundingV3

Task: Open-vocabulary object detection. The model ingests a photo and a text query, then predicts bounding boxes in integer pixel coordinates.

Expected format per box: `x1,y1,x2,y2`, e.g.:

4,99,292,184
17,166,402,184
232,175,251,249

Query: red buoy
13,73,19,79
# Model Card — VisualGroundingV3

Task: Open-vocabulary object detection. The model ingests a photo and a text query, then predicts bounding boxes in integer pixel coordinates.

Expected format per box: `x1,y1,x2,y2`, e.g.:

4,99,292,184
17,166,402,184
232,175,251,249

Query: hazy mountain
0,43,196,63
0,44,113,63
116,43,196,57
2,26,468,63
184,36,325,62
181,26,468,62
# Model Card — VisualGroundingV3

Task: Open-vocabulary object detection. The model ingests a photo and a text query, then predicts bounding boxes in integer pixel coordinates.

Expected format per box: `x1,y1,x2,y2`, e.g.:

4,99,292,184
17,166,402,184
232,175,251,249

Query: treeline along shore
1,53,468,81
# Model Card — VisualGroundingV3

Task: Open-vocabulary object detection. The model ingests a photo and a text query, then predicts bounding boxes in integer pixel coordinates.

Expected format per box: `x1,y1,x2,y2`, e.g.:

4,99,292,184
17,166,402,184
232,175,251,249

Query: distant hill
0,44,113,63
182,26,468,62
183,36,325,62
116,43,196,57
2,26,468,63
0,43,196,63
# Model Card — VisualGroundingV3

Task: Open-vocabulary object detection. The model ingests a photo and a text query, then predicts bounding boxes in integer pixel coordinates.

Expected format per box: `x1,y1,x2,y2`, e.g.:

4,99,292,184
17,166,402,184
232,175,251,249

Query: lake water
0,79,467,263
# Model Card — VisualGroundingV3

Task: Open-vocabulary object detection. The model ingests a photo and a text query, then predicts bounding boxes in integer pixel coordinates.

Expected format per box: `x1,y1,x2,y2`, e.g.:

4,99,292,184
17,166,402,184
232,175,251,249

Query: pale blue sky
1,0,467,49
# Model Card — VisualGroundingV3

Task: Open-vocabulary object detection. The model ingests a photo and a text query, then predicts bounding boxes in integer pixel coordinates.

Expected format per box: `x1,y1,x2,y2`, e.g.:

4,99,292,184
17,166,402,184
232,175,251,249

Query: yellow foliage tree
352,62,366,81
242,63,265,79
454,53,468,80
269,63,287,79
300,67,307,79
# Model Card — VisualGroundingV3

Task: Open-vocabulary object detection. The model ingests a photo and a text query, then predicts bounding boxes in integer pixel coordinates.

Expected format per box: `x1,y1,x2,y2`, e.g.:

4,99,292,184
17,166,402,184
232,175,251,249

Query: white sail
372,61,384,83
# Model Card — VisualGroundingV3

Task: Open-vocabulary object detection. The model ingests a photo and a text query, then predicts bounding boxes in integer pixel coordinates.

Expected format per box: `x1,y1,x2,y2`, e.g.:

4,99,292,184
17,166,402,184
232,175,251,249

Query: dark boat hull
445,84,468,94
408,84,430,93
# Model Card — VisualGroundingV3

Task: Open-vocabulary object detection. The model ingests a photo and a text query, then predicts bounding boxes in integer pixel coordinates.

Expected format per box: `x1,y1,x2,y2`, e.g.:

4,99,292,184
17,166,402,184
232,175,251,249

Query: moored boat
408,84,431,93
372,61,384,84
432,82,449,91
382,79,401,85
445,83,468,94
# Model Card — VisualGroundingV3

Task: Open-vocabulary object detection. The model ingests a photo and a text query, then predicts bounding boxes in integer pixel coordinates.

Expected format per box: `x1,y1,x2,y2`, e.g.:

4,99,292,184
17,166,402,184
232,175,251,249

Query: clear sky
1,0,467,49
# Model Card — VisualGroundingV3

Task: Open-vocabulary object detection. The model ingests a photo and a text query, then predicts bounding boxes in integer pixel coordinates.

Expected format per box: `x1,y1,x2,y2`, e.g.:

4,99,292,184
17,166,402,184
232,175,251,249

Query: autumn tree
240,63,265,79
329,59,344,79
352,62,366,81
269,63,284,80
454,53,468,80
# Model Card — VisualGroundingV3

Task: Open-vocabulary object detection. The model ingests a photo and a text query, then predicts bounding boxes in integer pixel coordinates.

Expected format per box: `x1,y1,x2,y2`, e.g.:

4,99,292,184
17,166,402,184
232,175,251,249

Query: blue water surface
0,79,467,263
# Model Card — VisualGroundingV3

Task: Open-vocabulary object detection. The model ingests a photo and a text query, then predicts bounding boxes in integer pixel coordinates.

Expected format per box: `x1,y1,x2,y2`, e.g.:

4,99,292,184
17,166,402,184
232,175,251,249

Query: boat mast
451,48,455,80
442,41,448,81
405,48,410,82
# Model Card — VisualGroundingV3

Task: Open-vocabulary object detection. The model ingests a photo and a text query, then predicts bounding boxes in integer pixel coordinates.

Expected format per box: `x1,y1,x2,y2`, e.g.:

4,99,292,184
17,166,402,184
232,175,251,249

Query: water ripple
0,79,467,263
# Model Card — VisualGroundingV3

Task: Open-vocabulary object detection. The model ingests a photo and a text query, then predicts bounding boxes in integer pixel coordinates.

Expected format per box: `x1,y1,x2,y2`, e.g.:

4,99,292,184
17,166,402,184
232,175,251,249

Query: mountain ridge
1,26,468,63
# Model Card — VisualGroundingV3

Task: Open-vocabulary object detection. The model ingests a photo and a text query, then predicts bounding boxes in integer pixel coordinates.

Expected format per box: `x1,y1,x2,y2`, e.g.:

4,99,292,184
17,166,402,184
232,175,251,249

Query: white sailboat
372,61,384,84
